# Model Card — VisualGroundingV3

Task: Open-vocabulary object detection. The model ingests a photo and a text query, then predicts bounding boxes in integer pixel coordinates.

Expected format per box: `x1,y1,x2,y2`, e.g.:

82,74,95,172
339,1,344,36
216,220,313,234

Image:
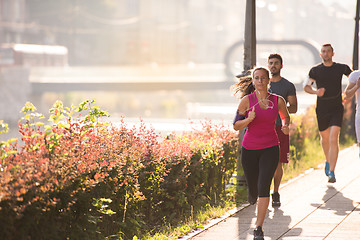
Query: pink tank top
242,92,279,150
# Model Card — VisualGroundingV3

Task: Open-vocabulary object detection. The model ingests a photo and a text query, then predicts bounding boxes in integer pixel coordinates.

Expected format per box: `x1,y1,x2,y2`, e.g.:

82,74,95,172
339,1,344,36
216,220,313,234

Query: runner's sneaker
328,171,336,183
272,192,281,207
253,226,264,240
325,161,330,176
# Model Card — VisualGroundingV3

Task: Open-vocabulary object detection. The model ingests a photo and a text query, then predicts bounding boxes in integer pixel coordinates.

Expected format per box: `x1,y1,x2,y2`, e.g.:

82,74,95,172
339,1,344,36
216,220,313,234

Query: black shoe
272,192,281,207
253,226,264,240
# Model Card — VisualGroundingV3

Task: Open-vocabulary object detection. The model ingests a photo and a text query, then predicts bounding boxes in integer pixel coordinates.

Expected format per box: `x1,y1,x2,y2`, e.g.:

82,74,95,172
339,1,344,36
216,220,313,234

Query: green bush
0,100,239,240
0,100,355,240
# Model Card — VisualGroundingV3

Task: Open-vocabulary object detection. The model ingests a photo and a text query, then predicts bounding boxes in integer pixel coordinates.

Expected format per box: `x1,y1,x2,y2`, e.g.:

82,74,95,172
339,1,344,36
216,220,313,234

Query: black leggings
241,145,279,198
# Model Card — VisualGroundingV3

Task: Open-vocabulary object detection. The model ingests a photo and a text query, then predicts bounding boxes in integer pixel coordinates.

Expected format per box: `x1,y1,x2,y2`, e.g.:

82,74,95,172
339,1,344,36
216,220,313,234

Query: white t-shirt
348,70,360,112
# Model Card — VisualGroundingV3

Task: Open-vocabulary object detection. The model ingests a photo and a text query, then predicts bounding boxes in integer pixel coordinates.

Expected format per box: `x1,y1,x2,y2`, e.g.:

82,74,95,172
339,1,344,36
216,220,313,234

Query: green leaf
58,122,70,129
20,102,37,113
0,121,9,135
35,122,44,126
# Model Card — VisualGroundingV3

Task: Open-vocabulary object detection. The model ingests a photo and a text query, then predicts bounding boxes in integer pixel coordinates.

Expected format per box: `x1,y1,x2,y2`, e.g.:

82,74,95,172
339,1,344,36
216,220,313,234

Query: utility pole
243,0,257,73
353,0,359,70
237,0,257,187
350,0,360,138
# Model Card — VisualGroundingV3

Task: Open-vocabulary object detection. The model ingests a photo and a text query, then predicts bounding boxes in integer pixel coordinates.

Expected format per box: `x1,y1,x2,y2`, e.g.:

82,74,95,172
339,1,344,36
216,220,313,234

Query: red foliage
0,101,239,220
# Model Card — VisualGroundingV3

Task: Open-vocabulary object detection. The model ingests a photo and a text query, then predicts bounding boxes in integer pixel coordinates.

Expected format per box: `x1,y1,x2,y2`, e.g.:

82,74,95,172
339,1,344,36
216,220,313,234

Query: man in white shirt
345,70,360,157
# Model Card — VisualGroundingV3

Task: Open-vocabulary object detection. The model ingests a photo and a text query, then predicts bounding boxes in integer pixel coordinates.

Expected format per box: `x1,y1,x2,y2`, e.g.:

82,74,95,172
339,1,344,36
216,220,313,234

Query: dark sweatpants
241,145,279,199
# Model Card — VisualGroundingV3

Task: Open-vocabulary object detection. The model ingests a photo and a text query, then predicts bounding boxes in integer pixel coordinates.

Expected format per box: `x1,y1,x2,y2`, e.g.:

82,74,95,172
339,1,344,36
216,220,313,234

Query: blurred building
0,0,245,66
0,0,355,66
0,0,27,43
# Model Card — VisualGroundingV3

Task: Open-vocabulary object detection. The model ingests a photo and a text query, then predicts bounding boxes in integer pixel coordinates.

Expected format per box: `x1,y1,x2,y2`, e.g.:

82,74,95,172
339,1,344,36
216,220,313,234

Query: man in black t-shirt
304,43,352,183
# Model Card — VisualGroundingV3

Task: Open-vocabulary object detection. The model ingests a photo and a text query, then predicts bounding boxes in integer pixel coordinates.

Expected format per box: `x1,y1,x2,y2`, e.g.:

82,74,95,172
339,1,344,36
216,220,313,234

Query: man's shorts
275,126,289,163
316,105,344,132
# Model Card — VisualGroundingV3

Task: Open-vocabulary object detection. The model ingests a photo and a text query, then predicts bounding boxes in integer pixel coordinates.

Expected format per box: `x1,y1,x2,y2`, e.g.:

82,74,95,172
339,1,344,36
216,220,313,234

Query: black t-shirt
308,62,352,109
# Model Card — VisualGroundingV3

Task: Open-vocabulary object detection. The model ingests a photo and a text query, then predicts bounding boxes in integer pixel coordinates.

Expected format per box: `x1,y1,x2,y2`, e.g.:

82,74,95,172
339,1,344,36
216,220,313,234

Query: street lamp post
349,0,360,138
243,0,257,72
353,0,360,70
237,0,257,187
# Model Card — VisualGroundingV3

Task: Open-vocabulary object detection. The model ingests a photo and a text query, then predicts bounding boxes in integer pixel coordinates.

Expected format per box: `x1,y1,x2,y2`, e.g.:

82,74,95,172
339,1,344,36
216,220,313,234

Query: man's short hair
268,53,283,65
322,43,334,52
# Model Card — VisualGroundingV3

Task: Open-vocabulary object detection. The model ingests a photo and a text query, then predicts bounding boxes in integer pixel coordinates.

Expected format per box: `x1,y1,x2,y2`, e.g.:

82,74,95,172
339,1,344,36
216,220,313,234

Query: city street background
0,0,357,137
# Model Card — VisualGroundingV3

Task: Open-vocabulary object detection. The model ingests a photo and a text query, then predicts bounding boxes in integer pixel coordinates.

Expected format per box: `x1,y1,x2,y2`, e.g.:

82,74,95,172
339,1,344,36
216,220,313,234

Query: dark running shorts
275,126,289,163
316,105,344,132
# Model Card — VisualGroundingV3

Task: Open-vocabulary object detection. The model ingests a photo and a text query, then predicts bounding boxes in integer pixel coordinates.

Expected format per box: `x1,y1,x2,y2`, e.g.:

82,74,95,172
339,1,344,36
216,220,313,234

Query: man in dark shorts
268,54,297,207
304,43,352,183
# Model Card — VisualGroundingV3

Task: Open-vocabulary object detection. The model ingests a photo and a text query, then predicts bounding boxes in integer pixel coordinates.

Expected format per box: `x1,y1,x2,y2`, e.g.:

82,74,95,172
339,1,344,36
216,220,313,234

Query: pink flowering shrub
0,98,354,239
0,100,239,240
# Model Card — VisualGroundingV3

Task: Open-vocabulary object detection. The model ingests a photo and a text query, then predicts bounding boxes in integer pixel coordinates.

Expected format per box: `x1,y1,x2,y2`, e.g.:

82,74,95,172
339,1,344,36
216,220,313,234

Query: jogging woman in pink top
233,67,290,240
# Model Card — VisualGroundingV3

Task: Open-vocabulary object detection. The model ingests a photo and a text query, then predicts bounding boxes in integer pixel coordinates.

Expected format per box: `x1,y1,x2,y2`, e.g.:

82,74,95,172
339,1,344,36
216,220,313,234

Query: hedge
0,99,355,240
0,100,238,240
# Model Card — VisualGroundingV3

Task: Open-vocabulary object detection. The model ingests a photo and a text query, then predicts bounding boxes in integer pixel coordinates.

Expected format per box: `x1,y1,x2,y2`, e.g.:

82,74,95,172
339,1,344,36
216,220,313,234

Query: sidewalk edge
178,144,356,239
178,203,250,240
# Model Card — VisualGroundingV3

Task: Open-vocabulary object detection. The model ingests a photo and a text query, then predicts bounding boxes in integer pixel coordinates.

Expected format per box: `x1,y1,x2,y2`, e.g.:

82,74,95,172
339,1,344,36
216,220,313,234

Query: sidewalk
182,145,360,240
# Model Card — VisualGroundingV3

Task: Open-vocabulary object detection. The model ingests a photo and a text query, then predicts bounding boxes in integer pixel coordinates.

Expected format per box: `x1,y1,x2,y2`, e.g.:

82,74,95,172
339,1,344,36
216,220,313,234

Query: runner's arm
304,77,325,97
287,95,297,114
233,96,255,131
278,96,290,135
344,77,360,100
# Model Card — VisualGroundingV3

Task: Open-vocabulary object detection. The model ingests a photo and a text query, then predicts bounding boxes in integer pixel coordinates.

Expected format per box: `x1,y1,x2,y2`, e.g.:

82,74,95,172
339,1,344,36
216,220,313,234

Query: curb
178,203,250,240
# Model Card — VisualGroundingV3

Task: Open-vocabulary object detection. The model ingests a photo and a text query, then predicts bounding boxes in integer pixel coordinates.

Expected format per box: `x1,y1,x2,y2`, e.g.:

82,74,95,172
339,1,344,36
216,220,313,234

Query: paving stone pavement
182,145,360,240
